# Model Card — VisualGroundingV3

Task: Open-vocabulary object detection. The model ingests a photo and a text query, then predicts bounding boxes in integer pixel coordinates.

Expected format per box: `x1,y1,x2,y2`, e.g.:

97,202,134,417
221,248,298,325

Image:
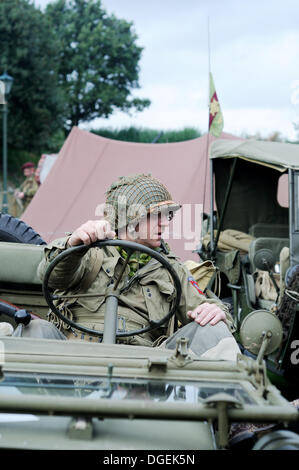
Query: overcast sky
35,0,299,140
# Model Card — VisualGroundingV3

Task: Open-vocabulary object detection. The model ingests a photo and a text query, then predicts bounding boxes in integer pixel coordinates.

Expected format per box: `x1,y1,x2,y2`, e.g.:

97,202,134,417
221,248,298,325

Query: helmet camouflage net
104,174,180,230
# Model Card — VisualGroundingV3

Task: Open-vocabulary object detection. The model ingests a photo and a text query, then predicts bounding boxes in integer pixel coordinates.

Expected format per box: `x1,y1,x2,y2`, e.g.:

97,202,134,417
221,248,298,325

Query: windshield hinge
169,337,193,367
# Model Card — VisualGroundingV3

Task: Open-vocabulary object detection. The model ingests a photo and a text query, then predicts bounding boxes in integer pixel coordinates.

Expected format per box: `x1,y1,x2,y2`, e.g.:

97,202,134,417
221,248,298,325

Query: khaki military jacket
20,175,39,209
38,237,232,346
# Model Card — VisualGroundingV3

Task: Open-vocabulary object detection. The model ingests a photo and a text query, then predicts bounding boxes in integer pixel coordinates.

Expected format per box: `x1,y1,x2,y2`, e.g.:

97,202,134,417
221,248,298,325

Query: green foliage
45,0,150,131
91,126,201,143
0,0,64,154
44,129,66,153
0,0,150,172
6,148,39,179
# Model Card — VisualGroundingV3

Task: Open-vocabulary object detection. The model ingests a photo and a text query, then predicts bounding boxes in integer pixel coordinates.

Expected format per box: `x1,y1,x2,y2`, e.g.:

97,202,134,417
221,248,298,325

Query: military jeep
197,138,299,399
0,211,298,451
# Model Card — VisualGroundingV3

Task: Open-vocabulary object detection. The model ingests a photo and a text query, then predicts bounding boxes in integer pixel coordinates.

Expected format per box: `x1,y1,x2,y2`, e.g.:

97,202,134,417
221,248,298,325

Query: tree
0,0,64,155
91,126,202,143
45,0,150,131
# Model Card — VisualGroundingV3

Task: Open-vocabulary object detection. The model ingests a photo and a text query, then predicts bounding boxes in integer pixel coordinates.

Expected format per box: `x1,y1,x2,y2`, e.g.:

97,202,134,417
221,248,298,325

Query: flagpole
207,16,211,76
206,17,214,255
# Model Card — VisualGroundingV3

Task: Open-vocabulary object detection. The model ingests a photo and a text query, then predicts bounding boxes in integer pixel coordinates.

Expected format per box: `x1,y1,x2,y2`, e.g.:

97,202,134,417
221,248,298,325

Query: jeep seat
249,223,289,238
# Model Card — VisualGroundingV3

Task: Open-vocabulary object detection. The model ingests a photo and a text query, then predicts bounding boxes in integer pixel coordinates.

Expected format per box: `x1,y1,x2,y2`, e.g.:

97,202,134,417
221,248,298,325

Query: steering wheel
42,239,182,338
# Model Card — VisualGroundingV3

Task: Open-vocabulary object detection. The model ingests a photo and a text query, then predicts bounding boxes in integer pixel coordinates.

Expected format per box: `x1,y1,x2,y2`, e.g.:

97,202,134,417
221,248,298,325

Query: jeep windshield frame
0,336,297,425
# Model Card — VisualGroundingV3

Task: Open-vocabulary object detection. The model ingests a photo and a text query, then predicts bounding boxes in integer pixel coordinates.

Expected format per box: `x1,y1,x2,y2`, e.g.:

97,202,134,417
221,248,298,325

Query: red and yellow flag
209,72,224,137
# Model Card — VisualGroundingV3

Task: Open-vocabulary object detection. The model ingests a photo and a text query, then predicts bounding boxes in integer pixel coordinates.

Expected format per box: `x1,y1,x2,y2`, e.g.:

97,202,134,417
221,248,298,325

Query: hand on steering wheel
42,239,182,339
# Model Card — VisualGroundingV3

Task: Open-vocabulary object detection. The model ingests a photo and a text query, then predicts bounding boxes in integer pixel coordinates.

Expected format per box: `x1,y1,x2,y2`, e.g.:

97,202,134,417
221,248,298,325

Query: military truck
197,138,299,399
0,210,298,451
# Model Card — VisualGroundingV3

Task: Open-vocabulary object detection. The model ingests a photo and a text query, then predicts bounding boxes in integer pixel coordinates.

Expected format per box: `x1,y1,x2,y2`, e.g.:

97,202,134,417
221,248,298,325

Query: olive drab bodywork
197,138,299,398
0,228,298,450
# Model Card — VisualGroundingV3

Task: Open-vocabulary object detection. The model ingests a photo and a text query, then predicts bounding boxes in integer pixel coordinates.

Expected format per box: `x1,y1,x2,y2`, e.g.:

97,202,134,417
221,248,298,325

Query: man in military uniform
14,162,39,211
34,174,240,360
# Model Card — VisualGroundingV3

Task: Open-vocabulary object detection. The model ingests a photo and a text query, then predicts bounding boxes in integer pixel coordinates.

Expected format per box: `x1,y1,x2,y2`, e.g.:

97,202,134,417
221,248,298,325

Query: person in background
14,162,39,211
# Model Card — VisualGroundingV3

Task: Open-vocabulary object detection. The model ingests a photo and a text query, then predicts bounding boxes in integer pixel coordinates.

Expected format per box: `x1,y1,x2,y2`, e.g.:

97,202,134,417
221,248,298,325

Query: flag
209,72,224,137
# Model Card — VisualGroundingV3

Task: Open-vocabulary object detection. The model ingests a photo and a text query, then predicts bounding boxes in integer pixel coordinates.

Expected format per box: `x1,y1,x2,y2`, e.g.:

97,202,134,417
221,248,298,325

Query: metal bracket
169,337,193,367
237,353,269,396
204,392,243,448
67,416,94,440
98,363,114,397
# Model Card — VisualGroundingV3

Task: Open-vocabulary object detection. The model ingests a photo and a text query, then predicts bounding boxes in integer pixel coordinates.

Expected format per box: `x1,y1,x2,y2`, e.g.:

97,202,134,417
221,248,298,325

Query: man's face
23,167,35,177
126,211,172,248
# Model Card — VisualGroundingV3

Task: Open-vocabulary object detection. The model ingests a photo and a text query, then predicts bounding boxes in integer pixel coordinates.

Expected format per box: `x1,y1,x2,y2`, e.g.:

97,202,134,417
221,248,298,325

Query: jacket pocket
76,294,106,312
139,270,175,323
76,267,110,312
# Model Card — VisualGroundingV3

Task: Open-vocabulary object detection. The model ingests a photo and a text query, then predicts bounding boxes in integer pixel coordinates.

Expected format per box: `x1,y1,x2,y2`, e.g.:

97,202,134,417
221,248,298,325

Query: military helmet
104,174,181,230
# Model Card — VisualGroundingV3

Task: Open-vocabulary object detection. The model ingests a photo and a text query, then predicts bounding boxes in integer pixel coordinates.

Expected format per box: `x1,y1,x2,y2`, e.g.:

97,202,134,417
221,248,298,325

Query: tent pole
210,157,214,256
207,17,215,259
211,157,237,258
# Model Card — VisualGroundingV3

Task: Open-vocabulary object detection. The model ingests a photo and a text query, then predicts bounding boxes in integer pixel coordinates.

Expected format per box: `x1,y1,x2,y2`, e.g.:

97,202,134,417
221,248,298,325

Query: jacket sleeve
169,256,235,332
37,236,91,290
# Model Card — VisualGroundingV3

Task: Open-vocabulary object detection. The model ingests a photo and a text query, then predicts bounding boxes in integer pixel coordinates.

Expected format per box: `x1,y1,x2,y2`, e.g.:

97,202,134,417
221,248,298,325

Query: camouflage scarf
117,247,152,277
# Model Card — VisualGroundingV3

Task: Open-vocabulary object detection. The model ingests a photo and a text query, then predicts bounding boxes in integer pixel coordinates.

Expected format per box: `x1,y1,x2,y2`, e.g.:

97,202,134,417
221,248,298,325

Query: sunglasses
149,208,174,221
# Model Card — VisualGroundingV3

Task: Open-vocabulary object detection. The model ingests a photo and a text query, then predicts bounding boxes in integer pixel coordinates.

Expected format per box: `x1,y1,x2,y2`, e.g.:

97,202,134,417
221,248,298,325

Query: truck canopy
207,139,299,235
210,139,299,172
